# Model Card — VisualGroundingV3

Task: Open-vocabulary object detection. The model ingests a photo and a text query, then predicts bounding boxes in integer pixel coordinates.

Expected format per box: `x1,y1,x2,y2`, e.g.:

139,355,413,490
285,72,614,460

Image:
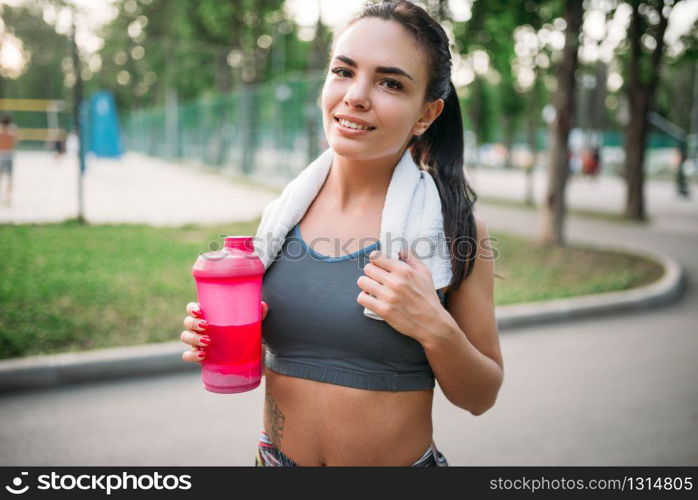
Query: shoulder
473,215,494,260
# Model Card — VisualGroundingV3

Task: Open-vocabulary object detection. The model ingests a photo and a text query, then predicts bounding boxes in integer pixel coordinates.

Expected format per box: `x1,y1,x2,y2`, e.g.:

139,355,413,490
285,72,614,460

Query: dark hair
333,0,479,291
1,114,12,126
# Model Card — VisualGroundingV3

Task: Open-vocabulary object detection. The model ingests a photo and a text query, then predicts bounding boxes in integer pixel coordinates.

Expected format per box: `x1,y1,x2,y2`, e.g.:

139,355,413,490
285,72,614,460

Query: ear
411,98,445,137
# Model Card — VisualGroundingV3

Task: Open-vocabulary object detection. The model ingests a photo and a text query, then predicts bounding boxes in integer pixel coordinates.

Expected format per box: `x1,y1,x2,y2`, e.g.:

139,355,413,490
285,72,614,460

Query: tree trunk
215,51,233,94
623,0,670,220
624,91,649,218
503,115,514,169
676,139,689,197
590,62,608,131
525,100,537,206
539,0,583,246
468,78,485,170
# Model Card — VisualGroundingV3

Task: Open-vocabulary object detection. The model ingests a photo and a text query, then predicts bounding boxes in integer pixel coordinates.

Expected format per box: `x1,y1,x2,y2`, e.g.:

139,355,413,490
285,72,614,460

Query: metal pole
71,11,86,223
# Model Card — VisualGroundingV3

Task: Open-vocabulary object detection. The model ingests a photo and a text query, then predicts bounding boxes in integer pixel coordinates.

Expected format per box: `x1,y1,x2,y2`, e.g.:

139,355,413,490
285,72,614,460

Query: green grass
490,231,664,305
0,220,664,359
0,218,259,359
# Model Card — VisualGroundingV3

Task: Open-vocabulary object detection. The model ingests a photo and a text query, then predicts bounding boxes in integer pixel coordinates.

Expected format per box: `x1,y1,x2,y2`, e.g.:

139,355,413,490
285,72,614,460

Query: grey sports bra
261,222,447,392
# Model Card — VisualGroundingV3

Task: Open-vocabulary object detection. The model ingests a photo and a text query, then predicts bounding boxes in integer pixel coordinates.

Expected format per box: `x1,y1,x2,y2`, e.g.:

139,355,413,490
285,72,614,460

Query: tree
540,0,584,246
458,0,535,169
0,3,70,101
655,17,698,197
524,71,546,205
622,0,676,220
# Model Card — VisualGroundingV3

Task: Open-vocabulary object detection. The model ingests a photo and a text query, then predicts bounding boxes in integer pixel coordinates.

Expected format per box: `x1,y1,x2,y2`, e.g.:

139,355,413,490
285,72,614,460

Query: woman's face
321,17,443,162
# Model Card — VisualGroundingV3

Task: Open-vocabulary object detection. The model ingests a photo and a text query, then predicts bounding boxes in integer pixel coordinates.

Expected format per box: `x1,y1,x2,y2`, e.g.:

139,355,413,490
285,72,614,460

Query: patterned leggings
254,429,448,467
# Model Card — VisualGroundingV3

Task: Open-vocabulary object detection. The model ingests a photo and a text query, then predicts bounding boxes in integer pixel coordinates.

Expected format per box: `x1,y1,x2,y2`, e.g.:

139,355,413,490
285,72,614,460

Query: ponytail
410,81,478,290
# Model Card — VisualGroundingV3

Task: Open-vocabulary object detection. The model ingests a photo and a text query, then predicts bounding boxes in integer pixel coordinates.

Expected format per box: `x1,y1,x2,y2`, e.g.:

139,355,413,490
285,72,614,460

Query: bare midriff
262,368,434,466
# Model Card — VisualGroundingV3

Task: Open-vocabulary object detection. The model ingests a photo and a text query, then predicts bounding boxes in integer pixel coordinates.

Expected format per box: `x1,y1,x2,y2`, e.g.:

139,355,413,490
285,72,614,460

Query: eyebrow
333,55,415,83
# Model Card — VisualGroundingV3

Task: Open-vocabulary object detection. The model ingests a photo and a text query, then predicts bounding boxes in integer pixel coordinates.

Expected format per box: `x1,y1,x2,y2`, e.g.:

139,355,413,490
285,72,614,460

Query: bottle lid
224,236,254,252
192,236,264,279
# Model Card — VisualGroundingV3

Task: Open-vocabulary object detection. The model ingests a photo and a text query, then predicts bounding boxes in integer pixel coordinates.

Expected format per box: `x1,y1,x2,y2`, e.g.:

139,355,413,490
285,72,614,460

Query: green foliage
0,3,70,104
3,0,693,162
455,0,561,143
89,0,304,111
654,1,698,135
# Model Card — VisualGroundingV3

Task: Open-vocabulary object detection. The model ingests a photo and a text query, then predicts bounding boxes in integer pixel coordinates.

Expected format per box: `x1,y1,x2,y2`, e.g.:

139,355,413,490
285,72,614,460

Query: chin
330,138,408,163
326,139,378,161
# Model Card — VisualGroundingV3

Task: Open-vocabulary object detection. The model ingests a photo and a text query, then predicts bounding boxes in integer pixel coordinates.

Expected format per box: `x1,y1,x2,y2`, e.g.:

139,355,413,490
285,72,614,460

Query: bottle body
192,237,264,394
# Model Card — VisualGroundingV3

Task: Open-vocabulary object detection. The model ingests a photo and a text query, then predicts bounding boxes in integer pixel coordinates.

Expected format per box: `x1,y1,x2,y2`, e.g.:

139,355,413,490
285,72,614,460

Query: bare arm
418,217,503,415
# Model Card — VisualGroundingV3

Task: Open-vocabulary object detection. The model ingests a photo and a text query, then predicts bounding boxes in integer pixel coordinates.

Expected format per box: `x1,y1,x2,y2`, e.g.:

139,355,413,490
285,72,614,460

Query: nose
344,80,370,110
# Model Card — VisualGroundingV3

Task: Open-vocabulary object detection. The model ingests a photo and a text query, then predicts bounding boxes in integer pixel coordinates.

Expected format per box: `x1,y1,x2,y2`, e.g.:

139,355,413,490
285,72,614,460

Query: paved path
468,166,698,236
0,158,696,466
0,151,278,226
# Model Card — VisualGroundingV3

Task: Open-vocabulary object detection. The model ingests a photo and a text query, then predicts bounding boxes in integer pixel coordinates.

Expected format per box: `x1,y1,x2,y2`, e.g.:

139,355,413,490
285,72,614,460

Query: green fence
122,70,327,184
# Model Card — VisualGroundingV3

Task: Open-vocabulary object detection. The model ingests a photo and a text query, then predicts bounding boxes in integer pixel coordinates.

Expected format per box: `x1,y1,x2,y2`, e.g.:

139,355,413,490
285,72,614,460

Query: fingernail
192,308,201,317
198,320,208,329
200,336,211,345
197,350,206,358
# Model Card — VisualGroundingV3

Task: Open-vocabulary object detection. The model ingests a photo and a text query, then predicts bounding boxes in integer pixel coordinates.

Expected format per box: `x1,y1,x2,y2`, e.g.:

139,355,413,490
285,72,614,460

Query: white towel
253,147,452,321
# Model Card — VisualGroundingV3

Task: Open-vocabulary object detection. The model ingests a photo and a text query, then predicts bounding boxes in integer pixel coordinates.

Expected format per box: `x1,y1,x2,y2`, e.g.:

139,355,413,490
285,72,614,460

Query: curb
0,243,686,394
495,240,686,329
0,341,197,394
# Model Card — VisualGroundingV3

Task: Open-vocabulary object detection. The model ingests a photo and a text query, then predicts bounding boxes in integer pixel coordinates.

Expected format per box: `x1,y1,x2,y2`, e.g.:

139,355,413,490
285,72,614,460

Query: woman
181,0,503,466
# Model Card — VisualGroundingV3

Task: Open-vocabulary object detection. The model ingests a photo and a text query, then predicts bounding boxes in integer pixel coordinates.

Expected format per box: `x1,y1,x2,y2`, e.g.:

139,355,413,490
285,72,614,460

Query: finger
357,275,384,298
363,262,390,285
357,290,383,316
182,347,207,363
186,302,202,318
368,249,407,273
180,330,211,347
261,301,269,320
183,315,208,332
400,248,427,272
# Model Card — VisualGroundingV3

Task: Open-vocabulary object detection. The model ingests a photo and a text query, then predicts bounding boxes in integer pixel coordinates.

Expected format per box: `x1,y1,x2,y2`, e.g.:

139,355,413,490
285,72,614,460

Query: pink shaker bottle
192,236,265,393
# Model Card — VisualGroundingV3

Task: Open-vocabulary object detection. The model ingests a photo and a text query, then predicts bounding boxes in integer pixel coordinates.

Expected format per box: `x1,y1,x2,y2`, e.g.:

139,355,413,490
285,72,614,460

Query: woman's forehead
332,18,426,82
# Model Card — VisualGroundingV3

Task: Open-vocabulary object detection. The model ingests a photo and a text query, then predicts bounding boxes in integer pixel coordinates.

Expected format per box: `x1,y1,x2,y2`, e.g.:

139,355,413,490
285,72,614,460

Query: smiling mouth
334,116,376,132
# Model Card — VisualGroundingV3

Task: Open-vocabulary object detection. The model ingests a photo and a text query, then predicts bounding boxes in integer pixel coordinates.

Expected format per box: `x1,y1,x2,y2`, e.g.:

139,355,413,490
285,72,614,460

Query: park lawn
0,219,664,359
491,232,664,305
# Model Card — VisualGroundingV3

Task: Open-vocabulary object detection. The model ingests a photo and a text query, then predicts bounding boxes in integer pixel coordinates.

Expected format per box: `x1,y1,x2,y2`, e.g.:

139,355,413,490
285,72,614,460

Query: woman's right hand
181,300,269,363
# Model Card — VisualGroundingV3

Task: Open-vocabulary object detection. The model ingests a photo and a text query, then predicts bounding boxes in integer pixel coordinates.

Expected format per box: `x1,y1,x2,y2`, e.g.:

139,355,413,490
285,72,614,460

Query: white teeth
338,118,373,130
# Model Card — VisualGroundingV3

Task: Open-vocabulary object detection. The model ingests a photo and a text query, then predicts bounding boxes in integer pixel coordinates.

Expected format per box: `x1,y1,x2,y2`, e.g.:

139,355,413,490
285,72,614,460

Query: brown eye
382,79,402,90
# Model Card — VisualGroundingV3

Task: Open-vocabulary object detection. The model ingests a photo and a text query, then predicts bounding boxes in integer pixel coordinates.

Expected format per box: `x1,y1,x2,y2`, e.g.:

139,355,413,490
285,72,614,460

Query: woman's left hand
357,248,447,343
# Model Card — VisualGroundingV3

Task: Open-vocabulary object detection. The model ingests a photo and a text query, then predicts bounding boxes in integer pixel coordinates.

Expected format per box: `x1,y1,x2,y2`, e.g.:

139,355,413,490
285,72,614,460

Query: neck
324,148,408,213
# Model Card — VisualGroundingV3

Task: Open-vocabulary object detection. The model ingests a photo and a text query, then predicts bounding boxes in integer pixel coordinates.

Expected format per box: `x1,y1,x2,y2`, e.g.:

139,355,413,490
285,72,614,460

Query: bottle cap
224,236,254,252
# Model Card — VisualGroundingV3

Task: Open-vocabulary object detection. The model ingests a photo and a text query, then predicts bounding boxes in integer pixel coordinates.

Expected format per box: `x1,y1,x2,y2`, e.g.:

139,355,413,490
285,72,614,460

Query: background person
0,114,20,205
